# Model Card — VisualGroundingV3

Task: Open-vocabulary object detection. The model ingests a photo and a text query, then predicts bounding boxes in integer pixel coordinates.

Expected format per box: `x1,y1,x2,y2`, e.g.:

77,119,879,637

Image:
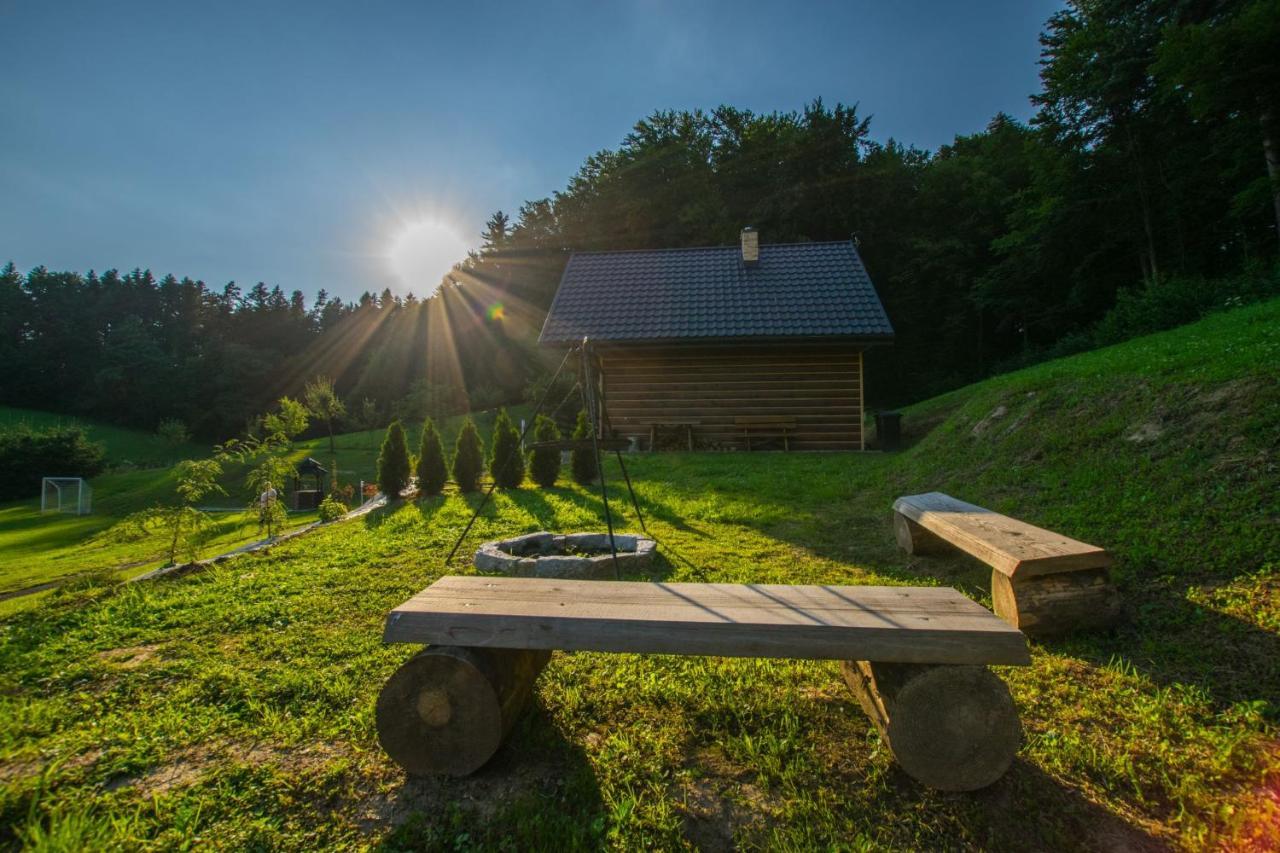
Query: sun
386,219,471,292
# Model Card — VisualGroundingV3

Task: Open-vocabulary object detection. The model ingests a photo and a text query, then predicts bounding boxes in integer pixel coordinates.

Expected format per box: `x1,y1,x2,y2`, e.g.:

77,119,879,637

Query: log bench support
841,661,1021,792
376,576,1031,791
894,492,1122,637
376,645,550,776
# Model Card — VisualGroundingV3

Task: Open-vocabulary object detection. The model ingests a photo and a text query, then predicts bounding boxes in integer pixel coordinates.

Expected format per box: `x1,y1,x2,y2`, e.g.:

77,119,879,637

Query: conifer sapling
529,414,561,488
571,409,598,485
376,420,412,499
452,417,485,493
415,418,448,496
489,408,525,489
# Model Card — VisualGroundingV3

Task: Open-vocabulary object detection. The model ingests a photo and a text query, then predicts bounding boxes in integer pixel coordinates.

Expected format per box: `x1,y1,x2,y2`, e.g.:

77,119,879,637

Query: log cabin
538,228,894,451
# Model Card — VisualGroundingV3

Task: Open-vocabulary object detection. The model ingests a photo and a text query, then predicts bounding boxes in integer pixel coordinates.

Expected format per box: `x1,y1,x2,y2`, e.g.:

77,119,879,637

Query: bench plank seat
735,415,796,450
384,576,1030,665
893,491,1112,579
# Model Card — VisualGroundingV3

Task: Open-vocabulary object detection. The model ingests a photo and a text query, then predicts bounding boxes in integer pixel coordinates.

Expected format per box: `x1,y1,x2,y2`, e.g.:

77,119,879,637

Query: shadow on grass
625,448,1278,719
965,758,1167,850
372,700,606,850
899,547,1280,715
1050,579,1280,716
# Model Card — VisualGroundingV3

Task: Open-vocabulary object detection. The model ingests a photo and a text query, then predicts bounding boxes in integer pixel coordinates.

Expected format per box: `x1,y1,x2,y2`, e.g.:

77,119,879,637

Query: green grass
1,303,1277,849
0,458,321,600
0,405,531,598
0,407,207,467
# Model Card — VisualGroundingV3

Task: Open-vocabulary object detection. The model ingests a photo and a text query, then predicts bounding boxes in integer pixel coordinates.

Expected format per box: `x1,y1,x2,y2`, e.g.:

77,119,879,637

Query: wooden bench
646,419,700,451
893,492,1121,637
735,415,796,450
377,576,1029,791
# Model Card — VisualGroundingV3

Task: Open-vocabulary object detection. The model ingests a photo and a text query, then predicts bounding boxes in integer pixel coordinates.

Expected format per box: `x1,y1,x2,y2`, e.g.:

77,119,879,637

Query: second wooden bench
893,492,1121,637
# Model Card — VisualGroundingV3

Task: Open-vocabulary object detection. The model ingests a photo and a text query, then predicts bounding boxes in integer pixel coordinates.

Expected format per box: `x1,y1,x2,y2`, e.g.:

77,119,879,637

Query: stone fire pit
474,531,656,579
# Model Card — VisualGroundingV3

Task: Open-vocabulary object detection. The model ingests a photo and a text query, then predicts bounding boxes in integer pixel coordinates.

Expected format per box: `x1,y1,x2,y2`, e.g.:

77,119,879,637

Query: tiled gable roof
538,240,894,345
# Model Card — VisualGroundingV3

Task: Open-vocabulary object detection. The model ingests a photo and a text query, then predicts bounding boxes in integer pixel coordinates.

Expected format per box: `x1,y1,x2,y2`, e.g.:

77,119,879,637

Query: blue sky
2,0,1062,302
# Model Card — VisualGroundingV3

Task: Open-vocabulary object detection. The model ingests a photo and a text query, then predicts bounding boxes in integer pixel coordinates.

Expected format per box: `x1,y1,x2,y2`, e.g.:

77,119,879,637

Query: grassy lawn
0,464,317,604
0,302,1276,849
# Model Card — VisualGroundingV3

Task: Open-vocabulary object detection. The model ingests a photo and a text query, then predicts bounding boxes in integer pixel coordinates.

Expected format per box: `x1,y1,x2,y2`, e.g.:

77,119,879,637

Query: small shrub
416,418,448,496
452,418,485,493
529,415,562,488
489,408,525,489
0,424,105,502
155,419,190,446
571,410,598,485
376,420,412,499
468,384,506,412
318,495,349,522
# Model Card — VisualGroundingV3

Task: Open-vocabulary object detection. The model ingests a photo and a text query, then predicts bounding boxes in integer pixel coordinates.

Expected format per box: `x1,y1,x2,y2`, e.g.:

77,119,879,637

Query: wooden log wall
600,343,864,450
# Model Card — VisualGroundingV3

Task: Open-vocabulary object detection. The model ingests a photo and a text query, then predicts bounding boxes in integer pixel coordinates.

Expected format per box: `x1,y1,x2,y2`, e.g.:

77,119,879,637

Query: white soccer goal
41,477,93,515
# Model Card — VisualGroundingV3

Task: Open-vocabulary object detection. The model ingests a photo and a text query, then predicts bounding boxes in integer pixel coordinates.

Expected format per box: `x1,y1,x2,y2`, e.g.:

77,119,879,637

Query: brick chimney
740,226,759,266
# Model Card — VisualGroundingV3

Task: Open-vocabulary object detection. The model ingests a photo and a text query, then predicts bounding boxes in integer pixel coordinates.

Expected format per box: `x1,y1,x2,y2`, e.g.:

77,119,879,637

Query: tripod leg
614,449,647,535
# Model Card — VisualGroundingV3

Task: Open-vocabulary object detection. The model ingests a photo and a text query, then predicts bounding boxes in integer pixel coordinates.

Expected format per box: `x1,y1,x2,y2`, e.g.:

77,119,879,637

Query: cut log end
893,512,954,557
842,660,1021,792
376,646,550,776
992,567,1122,637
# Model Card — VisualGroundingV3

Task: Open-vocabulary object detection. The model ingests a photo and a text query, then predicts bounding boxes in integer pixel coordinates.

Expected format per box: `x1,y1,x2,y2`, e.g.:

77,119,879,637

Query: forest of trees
2,0,1277,438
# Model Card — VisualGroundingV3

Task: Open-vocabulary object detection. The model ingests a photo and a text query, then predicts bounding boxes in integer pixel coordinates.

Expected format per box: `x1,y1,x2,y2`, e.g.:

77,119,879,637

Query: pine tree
376,420,411,499
415,418,448,496
489,408,525,489
528,414,562,488
571,409,598,485
452,417,485,493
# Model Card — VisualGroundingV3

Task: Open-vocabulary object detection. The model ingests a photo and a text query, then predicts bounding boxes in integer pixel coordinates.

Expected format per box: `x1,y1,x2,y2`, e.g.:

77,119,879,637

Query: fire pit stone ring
474,531,656,579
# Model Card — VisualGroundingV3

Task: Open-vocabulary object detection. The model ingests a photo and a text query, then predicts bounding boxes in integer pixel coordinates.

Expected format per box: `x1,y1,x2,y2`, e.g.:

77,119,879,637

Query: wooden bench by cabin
893,492,1121,637
735,415,796,450
645,419,700,451
377,576,1030,791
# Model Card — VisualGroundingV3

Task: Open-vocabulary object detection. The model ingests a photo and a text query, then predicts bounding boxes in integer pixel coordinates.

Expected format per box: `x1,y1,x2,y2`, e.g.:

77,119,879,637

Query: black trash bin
875,411,902,451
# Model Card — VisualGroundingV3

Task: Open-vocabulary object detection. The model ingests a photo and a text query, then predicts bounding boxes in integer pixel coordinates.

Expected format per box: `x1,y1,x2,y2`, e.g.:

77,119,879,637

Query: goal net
41,477,92,515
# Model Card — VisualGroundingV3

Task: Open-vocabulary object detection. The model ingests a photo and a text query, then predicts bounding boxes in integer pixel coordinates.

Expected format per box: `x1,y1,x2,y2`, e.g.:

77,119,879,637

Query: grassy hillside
0,302,1276,849
0,407,206,467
